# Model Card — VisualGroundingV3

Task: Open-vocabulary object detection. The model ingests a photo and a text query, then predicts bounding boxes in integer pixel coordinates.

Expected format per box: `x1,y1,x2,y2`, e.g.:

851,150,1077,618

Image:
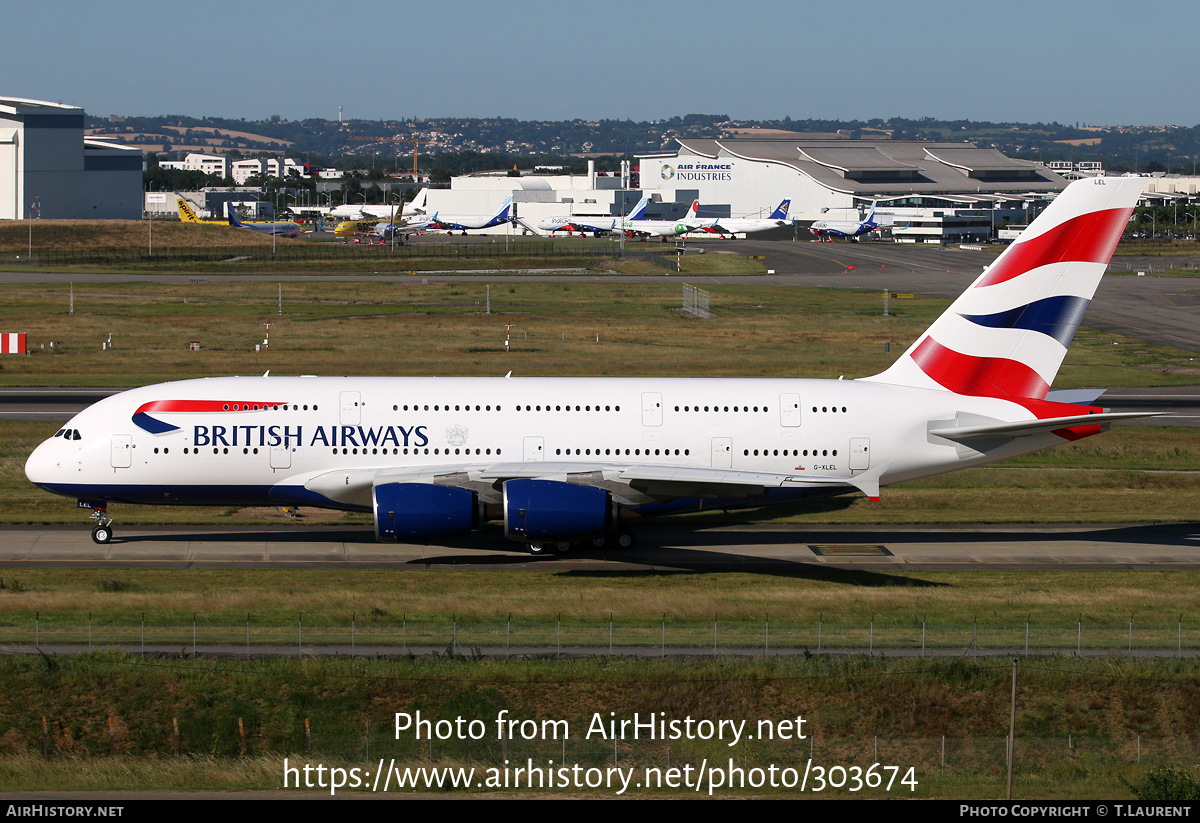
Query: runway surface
3,522,1199,571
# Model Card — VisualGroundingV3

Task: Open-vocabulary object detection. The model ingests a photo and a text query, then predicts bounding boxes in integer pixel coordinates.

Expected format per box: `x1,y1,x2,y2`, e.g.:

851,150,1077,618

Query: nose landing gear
87,505,113,544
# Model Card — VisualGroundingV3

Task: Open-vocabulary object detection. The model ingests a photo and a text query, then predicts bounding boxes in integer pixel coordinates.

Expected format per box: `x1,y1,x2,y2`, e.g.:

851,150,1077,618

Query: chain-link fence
10,614,1200,656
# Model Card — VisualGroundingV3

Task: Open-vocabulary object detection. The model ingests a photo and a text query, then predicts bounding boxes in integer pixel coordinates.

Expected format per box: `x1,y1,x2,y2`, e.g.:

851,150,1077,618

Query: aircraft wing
287,460,889,510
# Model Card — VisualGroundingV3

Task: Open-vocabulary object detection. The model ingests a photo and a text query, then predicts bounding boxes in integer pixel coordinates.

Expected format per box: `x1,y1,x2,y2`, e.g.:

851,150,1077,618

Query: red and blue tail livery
865,176,1143,402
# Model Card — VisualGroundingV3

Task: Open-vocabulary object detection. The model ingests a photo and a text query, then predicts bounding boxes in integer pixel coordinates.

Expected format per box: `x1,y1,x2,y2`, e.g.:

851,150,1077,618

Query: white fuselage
707,217,786,236
25,374,1065,516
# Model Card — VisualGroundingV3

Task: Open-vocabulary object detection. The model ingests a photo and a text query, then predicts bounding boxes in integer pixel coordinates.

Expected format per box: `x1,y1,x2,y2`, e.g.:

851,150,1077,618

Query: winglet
847,462,887,501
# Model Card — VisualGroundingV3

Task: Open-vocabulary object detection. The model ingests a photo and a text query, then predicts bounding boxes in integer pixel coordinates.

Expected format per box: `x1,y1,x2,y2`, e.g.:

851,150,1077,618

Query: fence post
403,612,407,653
661,614,665,657
174,717,180,758
299,612,303,651
1007,658,1017,801
609,613,613,656
1129,613,1133,653
1077,614,1081,654
89,613,92,652
141,613,144,658
365,719,370,761
870,614,874,654
35,612,38,648
305,718,312,754
765,616,769,657
246,613,250,650
351,613,355,654
1025,614,1030,657
714,613,718,657
818,613,822,653
452,614,457,656
922,614,926,657
238,718,245,757
193,613,197,657
1179,614,1183,657
557,613,561,660
42,716,48,760
506,613,511,660
108,715,115,759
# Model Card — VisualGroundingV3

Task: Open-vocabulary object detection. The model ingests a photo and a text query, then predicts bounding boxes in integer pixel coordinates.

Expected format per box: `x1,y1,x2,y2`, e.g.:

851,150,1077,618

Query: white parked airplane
524,196,651,236
809,201,889,240
621,200,718,240
702,200,791,238
329,188,429,220
27,178,1151,551
424,196,515,232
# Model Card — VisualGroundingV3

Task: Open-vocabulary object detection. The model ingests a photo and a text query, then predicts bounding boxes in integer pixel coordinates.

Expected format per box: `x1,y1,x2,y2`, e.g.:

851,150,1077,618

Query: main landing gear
88,505,113,544
526,529,636,555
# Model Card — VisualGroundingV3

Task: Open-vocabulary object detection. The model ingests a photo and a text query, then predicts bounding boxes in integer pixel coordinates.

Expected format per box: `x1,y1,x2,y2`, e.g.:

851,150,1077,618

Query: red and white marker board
1,333,27,354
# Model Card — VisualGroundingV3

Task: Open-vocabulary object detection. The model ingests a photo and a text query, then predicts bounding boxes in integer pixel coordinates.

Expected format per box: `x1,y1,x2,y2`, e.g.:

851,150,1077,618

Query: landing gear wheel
91,525,112,545
613,530,635,550
591,536,609,549
554,542,572,554
527,542,547,555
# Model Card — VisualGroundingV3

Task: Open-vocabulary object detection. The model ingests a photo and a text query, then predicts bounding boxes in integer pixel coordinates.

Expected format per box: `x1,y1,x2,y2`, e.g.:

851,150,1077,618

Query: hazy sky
5,0,1194,126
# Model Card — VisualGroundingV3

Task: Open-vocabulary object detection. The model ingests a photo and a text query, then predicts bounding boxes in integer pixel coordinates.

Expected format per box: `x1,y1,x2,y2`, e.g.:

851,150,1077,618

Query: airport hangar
0,97,142,220
436,139,1070,243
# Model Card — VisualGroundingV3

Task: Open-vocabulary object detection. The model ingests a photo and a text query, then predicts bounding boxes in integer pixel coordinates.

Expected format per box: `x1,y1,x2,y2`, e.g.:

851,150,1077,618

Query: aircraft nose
24,438,59,487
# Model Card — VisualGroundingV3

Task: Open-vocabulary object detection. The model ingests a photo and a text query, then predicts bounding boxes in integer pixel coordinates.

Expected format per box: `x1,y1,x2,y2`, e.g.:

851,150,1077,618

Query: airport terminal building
0,97,143,220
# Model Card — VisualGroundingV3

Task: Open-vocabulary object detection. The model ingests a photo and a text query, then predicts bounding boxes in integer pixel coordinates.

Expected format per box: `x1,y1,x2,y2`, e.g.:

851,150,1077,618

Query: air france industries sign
661,163,733,182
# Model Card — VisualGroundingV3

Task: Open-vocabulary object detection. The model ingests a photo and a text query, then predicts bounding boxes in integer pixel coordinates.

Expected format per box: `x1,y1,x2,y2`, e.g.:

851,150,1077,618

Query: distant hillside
87,113,1200,174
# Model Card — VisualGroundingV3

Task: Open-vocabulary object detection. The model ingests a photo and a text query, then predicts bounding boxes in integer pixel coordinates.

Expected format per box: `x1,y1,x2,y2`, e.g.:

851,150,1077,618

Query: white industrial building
0,97,142,220
414,160,641,235
638,138,1069,223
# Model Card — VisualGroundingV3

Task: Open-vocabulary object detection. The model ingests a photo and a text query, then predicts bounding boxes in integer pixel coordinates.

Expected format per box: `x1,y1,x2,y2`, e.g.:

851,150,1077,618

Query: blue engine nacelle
373,482,479,541
503,479,612,541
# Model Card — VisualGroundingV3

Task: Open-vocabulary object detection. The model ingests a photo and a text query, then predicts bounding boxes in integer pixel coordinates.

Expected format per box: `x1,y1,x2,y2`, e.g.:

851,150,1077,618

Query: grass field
0,220,774,276
0,654,1196,798
2,280,1198,387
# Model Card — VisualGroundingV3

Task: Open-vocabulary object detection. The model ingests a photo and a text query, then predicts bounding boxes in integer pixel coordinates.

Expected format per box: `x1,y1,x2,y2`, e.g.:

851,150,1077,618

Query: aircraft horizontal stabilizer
928,412,1159,442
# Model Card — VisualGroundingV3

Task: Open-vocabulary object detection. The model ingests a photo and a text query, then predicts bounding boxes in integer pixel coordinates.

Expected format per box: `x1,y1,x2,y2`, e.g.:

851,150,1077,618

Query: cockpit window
54,430,65,438
72,430,82,441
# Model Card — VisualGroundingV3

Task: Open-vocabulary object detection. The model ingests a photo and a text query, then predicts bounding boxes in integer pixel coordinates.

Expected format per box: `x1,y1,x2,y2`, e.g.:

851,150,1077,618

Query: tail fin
226,203,245,228
863,201,877,226
177,199,201,223
769,200,791,220
405,187,429,215
625,196,650,221
862,177,1143,400
688,200,699,217
496,196,514,221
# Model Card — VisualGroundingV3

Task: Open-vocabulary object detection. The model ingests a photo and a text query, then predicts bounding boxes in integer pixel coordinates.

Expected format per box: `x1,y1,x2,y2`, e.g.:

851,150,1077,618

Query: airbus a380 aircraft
28,178,1150,551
